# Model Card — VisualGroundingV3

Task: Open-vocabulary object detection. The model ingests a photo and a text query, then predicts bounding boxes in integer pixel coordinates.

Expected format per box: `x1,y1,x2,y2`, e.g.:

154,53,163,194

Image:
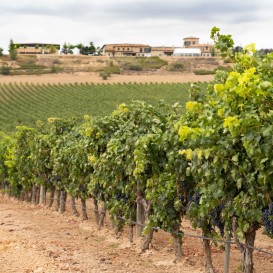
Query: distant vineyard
0,82,208,133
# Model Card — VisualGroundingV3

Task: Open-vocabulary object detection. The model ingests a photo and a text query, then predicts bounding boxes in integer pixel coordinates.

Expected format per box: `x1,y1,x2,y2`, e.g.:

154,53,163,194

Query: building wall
183,37,214,57
101,44,151,57
183,37,200,47
16,44,60,55
17,48,58,55
150,47,174,56
101,39,214,57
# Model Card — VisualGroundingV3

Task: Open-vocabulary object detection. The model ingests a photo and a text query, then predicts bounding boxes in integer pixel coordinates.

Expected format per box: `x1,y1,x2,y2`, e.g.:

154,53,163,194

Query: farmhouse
99,36,215,57
15,43,60,55
183,37,214,57
100,44,151,57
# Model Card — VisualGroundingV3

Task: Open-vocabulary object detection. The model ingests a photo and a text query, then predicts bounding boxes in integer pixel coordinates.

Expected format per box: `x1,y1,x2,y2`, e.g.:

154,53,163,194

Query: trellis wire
48,196,273,257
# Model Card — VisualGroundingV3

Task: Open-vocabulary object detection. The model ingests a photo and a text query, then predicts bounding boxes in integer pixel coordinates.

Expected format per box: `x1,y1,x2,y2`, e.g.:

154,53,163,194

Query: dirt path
0,72,214,84
0,196,272,273
0,197,204,273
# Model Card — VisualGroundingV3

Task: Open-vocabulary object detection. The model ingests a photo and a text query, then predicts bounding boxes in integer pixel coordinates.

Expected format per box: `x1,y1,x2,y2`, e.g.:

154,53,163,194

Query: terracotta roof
151,47,174,51
183,37,199,40
16,43,60,47
104,43,150,48
186,44,213,48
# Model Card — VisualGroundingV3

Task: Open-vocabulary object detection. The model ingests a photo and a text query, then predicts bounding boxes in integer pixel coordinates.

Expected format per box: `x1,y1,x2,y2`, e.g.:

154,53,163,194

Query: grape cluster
178,194,185,203
262,203,273,235
190,193,201,205
45,177,53,185
210,204,225,237
52,175,61,182
116,192,127,201
79,184,88,194
185,193,201,210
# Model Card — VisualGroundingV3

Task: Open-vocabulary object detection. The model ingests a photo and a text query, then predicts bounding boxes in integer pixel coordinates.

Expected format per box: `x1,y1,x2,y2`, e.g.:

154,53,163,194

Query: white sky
1,0,273,52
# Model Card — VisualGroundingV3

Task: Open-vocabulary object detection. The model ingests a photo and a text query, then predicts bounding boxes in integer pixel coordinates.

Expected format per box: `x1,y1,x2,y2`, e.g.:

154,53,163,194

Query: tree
61,42,74,54
9,39,17,60
0,47,3,57
77,42,96,55
50,45,57,54
233,46,243,53
75,43,83,53
211,47,216,57
257,48,273,55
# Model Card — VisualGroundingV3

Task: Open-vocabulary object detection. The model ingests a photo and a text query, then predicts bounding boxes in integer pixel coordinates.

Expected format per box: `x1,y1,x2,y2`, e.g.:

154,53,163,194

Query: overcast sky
1,0,272,52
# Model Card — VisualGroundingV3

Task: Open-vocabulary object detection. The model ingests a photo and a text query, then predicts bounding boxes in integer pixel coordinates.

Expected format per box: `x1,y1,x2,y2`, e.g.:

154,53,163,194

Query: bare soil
0,196,273,273
0,71,214,84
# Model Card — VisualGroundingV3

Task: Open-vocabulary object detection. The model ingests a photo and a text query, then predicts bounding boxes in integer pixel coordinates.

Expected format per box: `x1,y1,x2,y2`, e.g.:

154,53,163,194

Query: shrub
20,63,47,70
127,64,143,71
1,66,10,75
215,65,232,72
138,56,168,69
223,57,233,63
105,65,120,74
99,71,110,80
193,69,215,75
53,59,62,65
115,56,168,71
17,55,45,70
51,65,60,73
108,60,114,67
168,62,186,72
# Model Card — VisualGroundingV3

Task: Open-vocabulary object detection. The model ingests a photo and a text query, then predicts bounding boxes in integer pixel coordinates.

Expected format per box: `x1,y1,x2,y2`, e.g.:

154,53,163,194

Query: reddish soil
0,196,273,273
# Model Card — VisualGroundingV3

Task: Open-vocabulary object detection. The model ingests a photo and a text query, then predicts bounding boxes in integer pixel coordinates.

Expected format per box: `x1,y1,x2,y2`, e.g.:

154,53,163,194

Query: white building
173,48,201,57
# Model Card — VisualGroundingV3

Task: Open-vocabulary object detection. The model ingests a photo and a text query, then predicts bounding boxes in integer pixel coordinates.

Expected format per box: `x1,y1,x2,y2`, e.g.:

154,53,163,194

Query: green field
0,82,208,133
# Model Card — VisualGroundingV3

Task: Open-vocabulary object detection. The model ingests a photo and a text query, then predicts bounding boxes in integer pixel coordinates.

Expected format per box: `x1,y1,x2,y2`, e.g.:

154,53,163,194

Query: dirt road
0,72,214,84
0,196,272,273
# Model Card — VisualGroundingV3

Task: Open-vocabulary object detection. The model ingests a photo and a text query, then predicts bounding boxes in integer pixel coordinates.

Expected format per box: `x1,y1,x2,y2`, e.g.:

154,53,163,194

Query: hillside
0,54,230,76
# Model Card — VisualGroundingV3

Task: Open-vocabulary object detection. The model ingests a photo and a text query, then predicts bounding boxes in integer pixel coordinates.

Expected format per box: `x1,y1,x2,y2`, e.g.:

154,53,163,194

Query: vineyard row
1,28,273,273
0,82,208,133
